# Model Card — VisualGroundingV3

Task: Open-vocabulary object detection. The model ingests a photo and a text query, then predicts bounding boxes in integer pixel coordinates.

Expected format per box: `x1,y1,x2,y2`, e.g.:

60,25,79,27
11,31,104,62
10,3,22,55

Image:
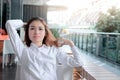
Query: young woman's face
28,20,46,45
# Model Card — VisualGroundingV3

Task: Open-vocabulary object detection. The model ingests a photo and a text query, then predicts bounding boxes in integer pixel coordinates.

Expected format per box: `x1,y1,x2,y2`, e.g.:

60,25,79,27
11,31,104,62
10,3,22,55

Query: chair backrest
3,40,14,54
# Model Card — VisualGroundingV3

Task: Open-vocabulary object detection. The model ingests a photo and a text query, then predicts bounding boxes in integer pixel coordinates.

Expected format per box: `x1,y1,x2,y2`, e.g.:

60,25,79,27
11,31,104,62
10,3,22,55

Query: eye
30,27,34,30
39,27,44,30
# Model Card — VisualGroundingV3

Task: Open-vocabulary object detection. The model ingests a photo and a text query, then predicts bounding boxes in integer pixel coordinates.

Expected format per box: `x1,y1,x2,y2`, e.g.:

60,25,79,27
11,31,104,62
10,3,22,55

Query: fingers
57,37,65,47
57,37,74,47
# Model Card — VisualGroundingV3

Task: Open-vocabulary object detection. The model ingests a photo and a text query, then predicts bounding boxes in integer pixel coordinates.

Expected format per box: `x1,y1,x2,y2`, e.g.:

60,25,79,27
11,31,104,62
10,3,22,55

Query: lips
33,36,40,38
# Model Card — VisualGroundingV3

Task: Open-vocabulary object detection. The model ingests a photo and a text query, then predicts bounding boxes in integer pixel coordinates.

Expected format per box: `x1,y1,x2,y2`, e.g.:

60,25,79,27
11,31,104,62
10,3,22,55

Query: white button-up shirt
5,20,82,80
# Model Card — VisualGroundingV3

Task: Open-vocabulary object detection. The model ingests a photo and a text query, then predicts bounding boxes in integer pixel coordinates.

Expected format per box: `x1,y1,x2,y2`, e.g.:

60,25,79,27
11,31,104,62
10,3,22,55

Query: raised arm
5,20,24,60
56,38,83,67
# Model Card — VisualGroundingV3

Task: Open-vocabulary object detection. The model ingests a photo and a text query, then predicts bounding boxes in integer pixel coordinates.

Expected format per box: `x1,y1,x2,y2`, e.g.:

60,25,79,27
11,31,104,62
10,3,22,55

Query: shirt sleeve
56,46,83,67
5,20,24,60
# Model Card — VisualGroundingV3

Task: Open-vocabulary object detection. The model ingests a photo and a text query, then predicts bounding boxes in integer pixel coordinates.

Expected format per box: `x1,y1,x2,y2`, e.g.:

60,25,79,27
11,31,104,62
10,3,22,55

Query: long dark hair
24,17,57,47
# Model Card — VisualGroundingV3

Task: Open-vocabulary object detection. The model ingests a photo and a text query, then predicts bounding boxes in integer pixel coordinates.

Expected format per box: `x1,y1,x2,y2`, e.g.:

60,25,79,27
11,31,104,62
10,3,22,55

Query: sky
46,0,120,28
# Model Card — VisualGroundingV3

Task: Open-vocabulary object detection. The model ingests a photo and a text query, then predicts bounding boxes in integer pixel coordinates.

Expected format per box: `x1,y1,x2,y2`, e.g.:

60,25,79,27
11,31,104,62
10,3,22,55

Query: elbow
75,59,84,67
76,62,83,67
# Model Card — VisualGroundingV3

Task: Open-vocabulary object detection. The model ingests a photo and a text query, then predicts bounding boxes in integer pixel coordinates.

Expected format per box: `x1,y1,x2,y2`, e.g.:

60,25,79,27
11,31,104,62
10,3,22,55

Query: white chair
2,40,15,69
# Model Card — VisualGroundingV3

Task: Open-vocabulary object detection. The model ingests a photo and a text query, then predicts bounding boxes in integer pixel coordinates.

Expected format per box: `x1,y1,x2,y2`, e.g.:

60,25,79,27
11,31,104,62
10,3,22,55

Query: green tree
95,6,120,32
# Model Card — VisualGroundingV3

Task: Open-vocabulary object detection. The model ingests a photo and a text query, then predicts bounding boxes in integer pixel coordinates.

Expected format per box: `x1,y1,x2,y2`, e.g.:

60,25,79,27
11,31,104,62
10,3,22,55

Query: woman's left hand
56,37,74,47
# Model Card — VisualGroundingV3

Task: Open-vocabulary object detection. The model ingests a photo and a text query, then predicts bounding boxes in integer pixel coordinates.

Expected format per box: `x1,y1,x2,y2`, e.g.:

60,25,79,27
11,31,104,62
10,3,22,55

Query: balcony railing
60,28,120,65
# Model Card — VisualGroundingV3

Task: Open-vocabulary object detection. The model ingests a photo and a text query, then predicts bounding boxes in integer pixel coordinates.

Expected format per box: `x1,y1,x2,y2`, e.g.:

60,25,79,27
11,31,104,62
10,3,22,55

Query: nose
34,29,39,34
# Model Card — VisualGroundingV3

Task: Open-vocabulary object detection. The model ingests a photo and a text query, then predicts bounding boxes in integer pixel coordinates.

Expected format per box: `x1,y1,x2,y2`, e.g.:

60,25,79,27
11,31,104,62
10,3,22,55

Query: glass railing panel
62,29,120,65
50,28,120,65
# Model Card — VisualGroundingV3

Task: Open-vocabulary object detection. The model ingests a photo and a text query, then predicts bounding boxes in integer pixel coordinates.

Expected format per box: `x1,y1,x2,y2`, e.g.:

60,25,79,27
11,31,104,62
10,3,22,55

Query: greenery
50,28,60,38
95,6,120,32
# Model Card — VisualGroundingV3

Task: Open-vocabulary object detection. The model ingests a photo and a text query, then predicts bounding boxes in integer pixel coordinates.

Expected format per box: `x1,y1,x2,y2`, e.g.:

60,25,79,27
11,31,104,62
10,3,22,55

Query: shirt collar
30,43,47,49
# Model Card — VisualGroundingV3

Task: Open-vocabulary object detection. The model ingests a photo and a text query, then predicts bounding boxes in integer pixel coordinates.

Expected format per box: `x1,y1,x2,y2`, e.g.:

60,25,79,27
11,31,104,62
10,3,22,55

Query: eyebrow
30,26,44,28
30,26,35,27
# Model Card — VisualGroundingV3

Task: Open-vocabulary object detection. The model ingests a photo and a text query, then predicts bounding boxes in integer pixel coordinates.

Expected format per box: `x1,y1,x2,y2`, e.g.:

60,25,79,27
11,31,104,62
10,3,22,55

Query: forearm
70,46,83,67
6,20,24,29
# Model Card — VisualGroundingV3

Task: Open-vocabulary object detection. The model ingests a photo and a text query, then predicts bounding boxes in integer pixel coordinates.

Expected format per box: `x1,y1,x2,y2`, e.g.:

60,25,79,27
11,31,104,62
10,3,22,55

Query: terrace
0,0,120,80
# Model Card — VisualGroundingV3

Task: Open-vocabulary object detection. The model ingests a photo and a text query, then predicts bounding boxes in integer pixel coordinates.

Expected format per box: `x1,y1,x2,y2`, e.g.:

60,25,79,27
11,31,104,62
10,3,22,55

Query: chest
20,47,57,67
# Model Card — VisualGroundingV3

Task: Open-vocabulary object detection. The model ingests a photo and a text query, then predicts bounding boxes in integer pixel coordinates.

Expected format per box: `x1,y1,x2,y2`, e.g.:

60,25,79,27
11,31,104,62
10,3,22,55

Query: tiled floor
1,64,16,80
1,52,120,80
81,52,120,76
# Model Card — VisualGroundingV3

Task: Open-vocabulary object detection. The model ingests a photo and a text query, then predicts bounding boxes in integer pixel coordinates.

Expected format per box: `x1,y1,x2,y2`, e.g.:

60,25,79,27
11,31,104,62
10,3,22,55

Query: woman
5,17,83,80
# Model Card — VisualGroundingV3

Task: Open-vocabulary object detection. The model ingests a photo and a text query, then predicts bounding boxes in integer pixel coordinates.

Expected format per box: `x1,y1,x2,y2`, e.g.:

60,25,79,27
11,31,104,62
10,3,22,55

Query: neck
33,42,43,47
